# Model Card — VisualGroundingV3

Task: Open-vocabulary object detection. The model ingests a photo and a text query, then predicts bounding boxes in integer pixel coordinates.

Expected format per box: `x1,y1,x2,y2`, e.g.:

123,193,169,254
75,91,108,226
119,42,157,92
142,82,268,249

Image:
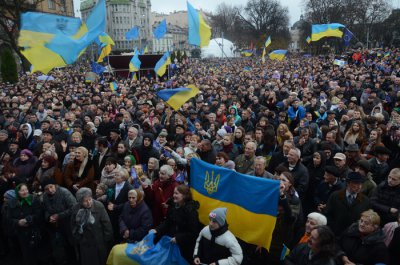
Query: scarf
210,223,228,245
222,143,234,154
75,208,95,234
19,195,33,206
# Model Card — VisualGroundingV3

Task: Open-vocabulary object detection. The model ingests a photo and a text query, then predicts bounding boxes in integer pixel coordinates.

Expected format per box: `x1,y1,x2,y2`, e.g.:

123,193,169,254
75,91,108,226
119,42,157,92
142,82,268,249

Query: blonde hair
361,209,380,227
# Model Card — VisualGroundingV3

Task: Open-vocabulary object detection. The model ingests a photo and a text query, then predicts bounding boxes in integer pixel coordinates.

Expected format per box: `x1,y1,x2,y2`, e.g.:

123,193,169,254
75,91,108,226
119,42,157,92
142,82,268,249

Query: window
60,0,66,12
48,0,55,9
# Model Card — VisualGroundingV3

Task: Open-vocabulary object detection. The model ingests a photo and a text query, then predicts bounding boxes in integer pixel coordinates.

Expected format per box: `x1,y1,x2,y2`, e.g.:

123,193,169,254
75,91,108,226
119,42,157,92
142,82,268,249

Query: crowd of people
0,47,400,265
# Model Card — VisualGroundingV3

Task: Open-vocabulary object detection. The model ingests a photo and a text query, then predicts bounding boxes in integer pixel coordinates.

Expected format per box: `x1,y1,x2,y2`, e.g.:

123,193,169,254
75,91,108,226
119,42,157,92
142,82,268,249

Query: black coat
389,226,400,265
119,201,153,242
338,223,389,265
92,148,112,180
285,243,336,265
156,199,201,263
370,181,400,225
280,160,310,199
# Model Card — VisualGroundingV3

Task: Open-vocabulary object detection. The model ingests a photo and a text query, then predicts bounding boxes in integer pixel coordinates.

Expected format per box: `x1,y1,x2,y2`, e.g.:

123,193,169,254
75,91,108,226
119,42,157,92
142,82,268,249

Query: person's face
173,187,184,205
41,160,49,169
325,133,335,143
124,159,132,168
307,229,320,252
388,173,400,187
148,159,155,170
20,153,29,161
117,144,126,154
255,130,263,140
254,160,265,174
114,172,124,184
369,131,378,140
278,174,291,191
9,143,18,152
348,181,363,194
223,136,231,146
209,218,220,231
0,133,7,142
244,135,252,144
235,129,243,139
18,185,29,198
176,127,184,134
215,156,226,166
305,218,319,235
128,192,138,207
105,162,116,173
358,216,376,234
190,136,198,147
44,184,56,195
81,196,93,209
128,129,137,139
287,150,298,164
334,158,346,168
43,133,52,142
96,187,105,197
41,123,50,131
324,172,336,183
75,150,85,161
159,169,170,182
354,111,361,119
72,134,81,143
143,138,151,147
352,123,360,131
313,153,321,166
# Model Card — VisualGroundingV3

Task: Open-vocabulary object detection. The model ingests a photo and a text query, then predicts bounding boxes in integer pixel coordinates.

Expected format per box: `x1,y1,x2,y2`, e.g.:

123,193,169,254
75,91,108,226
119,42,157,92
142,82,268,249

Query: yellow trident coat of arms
204,170,220,195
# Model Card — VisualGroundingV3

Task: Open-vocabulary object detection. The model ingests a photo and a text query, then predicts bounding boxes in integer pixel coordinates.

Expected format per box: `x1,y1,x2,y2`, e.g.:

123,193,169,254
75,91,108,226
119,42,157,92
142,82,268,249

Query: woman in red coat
143,164,177,226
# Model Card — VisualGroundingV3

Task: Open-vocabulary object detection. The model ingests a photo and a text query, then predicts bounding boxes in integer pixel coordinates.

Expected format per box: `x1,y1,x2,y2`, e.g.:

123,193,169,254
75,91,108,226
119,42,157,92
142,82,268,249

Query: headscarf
75,188,95,235
15,184,32,206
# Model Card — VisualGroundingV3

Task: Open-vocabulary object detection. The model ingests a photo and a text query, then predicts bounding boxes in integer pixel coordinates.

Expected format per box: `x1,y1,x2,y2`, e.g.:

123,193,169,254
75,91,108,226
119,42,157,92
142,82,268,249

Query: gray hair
149,157,159,170
128,189,137,197
160,164,174,177
254,156,266,165
76,188,92,204
246,141,257,151
290,147,301,158
119,168,129,181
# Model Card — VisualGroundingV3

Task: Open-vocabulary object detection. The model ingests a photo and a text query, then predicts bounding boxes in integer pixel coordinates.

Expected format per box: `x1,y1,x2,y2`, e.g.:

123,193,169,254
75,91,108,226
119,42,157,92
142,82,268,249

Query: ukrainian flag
129,52,141,72
306,36,311,44
241,49,253,57
190,158,280,250
132,72,137,81
262,48,266,63
97,32,115,62
280,244,290,261
143,46,149,54
187,1,211,48
154,51,171,77
265,36,271,48
156,85,200,111
269,50,287,61
110,82,118,93
333,59,346,67
311,23,345,42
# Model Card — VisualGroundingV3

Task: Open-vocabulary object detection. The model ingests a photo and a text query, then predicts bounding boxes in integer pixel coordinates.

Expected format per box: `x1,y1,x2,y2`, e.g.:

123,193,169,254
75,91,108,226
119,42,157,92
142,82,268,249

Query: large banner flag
265,36,271,48
187,1,211,48
107,232,188,265
190,158,280,250
311,23,345,42
269,50,287,61
45,0,106,64
156,85,199,110
154,51,171,77
19,12,82,73
153,19,167,40
126,26,140,40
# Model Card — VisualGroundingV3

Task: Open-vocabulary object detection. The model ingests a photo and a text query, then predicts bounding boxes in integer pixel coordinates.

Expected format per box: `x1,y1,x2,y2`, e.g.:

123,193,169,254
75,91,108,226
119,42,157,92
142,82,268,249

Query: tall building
80,0,151,51
35,0,75,17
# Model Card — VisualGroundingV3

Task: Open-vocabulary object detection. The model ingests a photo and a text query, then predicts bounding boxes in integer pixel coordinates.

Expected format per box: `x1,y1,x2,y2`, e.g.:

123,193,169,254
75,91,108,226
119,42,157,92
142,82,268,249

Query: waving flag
241,49,253,57
126,26,140,40
157,85,199,110
343,28,353,46
262,48,266,63
91,61,106,75
190,158,280,250
110,81,118,93
153,19,167,40
306,36,311,44
46,0,106,64
129,51,141,72
265,36,271,48
269,50,287,61
187,1,211,48
311,23,345,42
334,59,346,67
154,51,171,77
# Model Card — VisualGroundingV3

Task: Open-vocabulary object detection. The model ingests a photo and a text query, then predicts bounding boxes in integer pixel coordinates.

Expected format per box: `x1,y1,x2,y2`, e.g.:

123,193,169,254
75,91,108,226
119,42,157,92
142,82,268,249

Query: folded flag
154,51,171,77
306,36,311,44
153,19,167,40
265,36,271,48
129,51,141,72
187,1,211,48
157,85,200,111
311,23,345,42
333,59,346,67
190,158,280,250
126,26,140,40
269,50,287,61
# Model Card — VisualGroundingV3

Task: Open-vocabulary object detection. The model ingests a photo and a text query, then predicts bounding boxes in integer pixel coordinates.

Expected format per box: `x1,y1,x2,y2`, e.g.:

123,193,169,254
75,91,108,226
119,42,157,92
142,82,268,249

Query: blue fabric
126,26,140,40
343,28,354,46
153,19,167,40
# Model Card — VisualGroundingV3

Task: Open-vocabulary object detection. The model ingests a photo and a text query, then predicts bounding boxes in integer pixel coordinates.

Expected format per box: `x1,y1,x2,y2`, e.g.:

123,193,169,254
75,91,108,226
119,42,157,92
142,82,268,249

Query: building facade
35,0,75,17
80,0,151,51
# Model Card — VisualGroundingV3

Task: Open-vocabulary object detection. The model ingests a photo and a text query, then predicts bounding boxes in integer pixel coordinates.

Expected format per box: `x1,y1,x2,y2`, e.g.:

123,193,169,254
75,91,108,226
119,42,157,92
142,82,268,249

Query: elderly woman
6,183,43,265
119,189,152,242
32,155,63,192
338,209,389,265
143,164,178,226
153,185,200,263
12,149,38,184
298,212,328,244
70,188,113,265
100,157,122,187
64,146,95,194
147,157,160,182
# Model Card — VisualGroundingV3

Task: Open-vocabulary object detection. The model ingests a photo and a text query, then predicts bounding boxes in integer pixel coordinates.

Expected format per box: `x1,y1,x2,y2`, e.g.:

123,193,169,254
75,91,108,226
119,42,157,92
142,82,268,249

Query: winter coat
285,243,336,265
389,226,400,265
156,199,200,263
70,200,113,265
119,200,153,242
370,181,400,225
100,163,122,187
194,224,243,265
64,159,95,193
33,166,63,191
338,223,389,265
18,123,33,150
314,179,345,207
144,178,178,226
279,160,310,199
13,156,38,184
324,189,370,235
368,157,390,185
234,154,255,174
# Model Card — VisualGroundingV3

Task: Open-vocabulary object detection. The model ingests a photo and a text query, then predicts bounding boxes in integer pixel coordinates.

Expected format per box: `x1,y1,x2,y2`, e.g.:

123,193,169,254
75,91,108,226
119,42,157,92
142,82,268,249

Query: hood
142,133,154,146
23,123,33,138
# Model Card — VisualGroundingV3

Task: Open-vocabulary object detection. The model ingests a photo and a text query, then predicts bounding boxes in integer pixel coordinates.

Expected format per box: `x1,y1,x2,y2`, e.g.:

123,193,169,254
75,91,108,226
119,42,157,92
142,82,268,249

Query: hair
175,184,193,203
308,212,328,226
254,156,266,166
290,147,301,158
96,137,108,148
76,146,88,158
105,157,118,165
160,164,174,177
118,168,129,181
71,131,82,141
76,187,92,204
360,209,381,228
389,168,400,179
216,152,230,162
148,157,159,171
280,171,294,187
312,226,337,257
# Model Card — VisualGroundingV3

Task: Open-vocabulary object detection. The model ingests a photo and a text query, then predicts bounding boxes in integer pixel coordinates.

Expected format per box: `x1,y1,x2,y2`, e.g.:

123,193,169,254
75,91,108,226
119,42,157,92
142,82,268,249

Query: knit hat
209,207,227,226
4,190,16,200
41,178,56,190
217,128,227,138
20,149,33,157
307,212,327,226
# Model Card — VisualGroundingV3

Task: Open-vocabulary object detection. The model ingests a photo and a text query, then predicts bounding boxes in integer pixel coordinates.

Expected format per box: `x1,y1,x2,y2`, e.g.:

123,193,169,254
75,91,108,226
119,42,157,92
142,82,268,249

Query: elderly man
124,126,142,150
247,156,274,179
370,168,400,225
333,152,351,180
279,147,309,199
235,141,256,174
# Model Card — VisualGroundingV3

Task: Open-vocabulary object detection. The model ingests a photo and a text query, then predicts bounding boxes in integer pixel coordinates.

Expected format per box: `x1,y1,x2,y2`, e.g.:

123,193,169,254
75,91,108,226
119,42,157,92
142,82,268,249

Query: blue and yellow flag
19,12,82,73
97,44,112,63
280,244,290,261
132,72,138,81
157,85,199,110
190,158,280,250
129,51,141,72
154,51,171,77
153,19,167,40
241,49,253,57
311,23,345,42
333,59,346,67
384,51,391,57
306,36,311,44
187,1,211,48
265,36,271,48
269,50,287,61
143,46,149,54
46,0,106,64
262,48,266,63
126,26,140,40
110,82,118,93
